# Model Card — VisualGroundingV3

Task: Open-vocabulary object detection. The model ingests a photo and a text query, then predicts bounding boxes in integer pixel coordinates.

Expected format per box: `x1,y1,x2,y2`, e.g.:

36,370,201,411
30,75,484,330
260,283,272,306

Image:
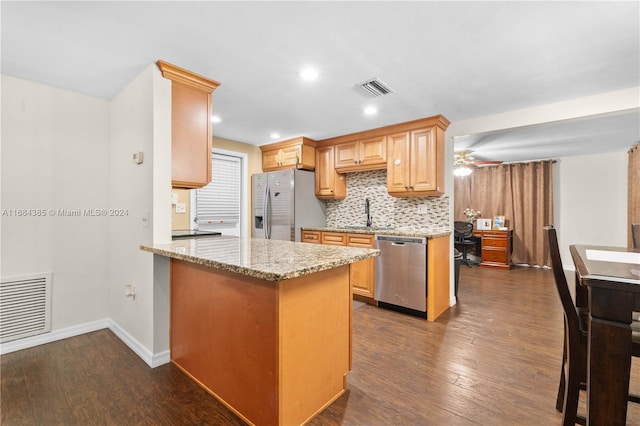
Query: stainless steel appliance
374,235,428,317
252,169,326,241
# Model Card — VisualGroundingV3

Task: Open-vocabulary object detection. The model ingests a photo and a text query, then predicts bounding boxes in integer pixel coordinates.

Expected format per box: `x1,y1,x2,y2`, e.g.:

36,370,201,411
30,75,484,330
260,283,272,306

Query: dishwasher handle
375,235,427,245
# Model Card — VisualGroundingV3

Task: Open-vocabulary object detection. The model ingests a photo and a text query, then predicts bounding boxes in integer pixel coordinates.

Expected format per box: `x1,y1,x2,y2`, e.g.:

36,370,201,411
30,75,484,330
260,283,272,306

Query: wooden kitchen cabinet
302,230,376,303
301,230,321,244
387,126,445,197
347,234,376,300
473,229,512,269
334,135,387,172
315,146,347,199
321,232,347,246
157,60,220,189
261,137,316,172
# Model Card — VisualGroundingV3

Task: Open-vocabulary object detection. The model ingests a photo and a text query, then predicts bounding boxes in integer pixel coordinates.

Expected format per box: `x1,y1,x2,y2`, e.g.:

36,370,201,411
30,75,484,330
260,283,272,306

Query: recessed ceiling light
363,106,378,116
270,133,280,139
299,67,319,81
211,115,221,123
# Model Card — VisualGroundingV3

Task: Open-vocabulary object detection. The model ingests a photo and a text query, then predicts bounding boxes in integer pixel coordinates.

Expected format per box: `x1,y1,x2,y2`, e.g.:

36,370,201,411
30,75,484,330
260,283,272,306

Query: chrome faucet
365,198,372,227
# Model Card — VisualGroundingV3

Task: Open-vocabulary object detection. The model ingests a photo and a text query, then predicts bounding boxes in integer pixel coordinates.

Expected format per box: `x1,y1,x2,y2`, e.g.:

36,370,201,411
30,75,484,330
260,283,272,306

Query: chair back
544,226,581,338
633,223,640,249
454,221,474,242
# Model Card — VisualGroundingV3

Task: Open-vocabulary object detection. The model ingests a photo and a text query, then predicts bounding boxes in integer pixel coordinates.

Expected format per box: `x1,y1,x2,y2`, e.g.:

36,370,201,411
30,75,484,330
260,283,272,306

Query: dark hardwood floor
4,266,640,425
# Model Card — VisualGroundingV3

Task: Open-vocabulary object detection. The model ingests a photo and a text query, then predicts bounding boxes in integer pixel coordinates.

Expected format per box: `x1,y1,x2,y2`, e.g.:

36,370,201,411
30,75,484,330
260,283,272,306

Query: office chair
454,221,478,267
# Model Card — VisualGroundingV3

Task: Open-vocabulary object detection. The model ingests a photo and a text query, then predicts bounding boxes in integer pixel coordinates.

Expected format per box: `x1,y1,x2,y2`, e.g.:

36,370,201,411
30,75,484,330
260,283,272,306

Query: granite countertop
140,236,379,282
302,226,451,239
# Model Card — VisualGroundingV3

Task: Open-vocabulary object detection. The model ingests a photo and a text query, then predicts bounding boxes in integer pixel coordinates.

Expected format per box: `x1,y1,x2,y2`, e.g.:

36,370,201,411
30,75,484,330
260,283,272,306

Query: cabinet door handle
405,186,409,190
409,186,414,190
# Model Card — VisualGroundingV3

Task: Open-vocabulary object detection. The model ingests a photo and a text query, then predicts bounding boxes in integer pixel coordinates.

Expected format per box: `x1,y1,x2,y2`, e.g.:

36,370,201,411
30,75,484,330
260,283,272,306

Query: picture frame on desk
493,215,506,230
476,218,492,230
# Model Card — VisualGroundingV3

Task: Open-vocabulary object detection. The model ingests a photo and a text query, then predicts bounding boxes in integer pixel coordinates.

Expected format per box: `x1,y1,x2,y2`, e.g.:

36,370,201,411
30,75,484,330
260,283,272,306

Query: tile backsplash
325,170,450,231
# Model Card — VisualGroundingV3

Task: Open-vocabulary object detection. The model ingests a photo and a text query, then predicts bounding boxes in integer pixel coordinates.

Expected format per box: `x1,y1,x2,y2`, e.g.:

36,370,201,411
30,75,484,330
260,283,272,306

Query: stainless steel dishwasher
374,235,427,317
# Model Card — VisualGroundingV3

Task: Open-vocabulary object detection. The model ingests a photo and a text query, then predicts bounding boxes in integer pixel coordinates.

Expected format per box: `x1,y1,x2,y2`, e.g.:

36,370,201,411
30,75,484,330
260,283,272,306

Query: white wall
1,75,110,329
448,88,637,275
108,64,171,361
554,151,628,269
1,68,171,364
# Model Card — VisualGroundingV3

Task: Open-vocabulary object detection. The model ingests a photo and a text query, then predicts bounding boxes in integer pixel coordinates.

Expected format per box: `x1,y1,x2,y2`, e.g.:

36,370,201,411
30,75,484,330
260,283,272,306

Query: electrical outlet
417,204,428,214
125,284,136,301
175,203,186,214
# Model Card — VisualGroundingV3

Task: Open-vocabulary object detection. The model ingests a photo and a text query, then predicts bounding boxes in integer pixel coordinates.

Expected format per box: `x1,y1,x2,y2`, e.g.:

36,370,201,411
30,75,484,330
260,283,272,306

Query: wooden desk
473,229,512,269
570,244,640,426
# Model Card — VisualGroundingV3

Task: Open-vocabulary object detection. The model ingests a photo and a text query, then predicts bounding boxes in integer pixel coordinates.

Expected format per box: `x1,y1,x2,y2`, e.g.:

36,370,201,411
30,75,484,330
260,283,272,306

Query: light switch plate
141,209,150,228
175,203,186,214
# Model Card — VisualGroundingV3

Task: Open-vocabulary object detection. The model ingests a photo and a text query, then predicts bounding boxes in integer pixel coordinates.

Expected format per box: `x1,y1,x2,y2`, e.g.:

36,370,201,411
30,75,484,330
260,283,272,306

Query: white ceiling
2,1,639,161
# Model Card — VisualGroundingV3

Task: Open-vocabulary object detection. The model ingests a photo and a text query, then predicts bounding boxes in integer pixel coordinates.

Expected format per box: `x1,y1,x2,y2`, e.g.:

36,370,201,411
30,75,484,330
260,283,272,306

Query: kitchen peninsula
141,236,378,426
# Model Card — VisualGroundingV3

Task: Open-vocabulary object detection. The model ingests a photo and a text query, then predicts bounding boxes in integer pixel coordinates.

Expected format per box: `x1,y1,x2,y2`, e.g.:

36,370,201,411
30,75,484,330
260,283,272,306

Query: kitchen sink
344,225,394,231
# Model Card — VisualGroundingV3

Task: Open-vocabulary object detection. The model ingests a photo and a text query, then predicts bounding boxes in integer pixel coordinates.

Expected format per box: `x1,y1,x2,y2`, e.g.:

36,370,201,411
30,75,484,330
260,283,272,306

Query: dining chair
454,221,478,267
632,223,640,249
545,226,640,425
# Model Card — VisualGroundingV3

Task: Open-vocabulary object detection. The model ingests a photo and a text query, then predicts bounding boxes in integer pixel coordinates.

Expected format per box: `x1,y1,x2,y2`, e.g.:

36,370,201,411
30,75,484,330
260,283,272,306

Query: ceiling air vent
358,78,395,97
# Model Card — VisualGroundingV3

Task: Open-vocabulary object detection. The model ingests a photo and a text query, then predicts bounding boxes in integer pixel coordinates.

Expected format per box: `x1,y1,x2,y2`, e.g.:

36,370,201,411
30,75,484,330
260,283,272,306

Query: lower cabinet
302,230,376,303
346,234,375,301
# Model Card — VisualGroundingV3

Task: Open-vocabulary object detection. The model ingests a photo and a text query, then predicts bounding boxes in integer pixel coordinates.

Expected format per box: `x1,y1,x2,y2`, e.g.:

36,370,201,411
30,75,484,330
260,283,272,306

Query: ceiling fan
453,150,502,177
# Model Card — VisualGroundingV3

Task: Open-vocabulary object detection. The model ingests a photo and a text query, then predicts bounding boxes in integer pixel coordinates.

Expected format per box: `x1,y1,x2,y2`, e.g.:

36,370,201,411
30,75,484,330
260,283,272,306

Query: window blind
195,153,241,225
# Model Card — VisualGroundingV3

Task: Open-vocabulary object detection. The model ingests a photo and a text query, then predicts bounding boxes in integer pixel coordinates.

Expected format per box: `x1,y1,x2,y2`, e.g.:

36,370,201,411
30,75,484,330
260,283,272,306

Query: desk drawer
482,238,508,249
482,249,508,264
482,230,509,238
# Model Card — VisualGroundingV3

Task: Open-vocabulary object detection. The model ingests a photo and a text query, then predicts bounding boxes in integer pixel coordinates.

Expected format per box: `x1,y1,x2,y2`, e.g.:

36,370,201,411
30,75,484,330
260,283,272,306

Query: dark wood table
570,244,640,425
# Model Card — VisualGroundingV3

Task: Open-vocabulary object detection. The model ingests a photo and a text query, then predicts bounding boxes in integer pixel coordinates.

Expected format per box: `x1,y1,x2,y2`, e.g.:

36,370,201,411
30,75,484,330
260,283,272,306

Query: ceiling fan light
453,165,473,177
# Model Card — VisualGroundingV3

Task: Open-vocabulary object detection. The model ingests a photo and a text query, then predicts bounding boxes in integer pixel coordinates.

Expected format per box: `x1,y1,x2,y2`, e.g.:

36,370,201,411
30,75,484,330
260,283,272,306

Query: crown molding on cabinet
156,60,221,94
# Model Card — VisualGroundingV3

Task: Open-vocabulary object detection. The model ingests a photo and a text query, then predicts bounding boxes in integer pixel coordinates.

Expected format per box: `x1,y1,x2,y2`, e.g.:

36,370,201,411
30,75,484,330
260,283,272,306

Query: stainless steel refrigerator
252,169,326,241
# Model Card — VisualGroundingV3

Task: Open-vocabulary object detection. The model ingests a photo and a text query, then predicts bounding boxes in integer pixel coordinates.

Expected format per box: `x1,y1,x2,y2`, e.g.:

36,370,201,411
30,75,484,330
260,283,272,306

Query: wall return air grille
358,77,395,97
0,273,52,343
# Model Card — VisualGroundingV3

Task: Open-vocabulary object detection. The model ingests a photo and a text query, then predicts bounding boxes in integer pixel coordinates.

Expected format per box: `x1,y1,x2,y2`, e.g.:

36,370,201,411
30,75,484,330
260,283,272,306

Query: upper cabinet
261,137,316,172
157,60,220,189
334,135,387,172
315,145,347,199
317,114,450,198
386,118,449,197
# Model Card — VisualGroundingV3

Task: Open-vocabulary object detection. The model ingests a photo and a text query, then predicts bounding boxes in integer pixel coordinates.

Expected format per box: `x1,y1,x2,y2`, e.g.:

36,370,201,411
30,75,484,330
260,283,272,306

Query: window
195,152,242,236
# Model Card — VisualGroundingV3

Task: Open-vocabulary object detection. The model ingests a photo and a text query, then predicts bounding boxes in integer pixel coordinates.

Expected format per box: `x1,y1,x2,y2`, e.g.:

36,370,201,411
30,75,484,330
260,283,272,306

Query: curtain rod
498,159,557,165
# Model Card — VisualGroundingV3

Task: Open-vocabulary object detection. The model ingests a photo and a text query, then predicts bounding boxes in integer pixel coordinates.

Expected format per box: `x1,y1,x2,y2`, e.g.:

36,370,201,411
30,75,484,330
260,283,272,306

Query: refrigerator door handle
264,184,272,239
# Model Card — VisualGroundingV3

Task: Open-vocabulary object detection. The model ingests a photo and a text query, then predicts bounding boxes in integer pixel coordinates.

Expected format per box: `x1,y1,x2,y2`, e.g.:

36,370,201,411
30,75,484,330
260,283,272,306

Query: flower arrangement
463,208,481,223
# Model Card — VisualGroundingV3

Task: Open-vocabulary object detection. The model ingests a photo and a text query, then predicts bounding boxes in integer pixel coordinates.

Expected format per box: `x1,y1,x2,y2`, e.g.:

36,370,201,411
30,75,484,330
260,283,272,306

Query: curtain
453,160,554,266
629,144,640,248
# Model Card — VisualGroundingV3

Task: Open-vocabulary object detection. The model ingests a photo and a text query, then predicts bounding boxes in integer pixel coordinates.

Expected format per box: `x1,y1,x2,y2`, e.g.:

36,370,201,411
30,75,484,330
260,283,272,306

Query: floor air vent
0,273,52,343
357,77,395,97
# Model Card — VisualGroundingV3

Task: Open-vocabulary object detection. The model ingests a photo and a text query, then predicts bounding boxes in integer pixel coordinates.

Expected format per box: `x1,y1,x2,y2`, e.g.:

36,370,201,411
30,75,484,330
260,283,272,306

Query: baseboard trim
0,318,109,356
107,320,170,368
0,318,170,368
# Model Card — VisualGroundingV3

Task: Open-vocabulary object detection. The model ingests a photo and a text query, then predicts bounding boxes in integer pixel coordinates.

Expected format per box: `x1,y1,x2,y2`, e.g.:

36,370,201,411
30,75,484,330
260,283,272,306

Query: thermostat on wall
133,151,144,164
